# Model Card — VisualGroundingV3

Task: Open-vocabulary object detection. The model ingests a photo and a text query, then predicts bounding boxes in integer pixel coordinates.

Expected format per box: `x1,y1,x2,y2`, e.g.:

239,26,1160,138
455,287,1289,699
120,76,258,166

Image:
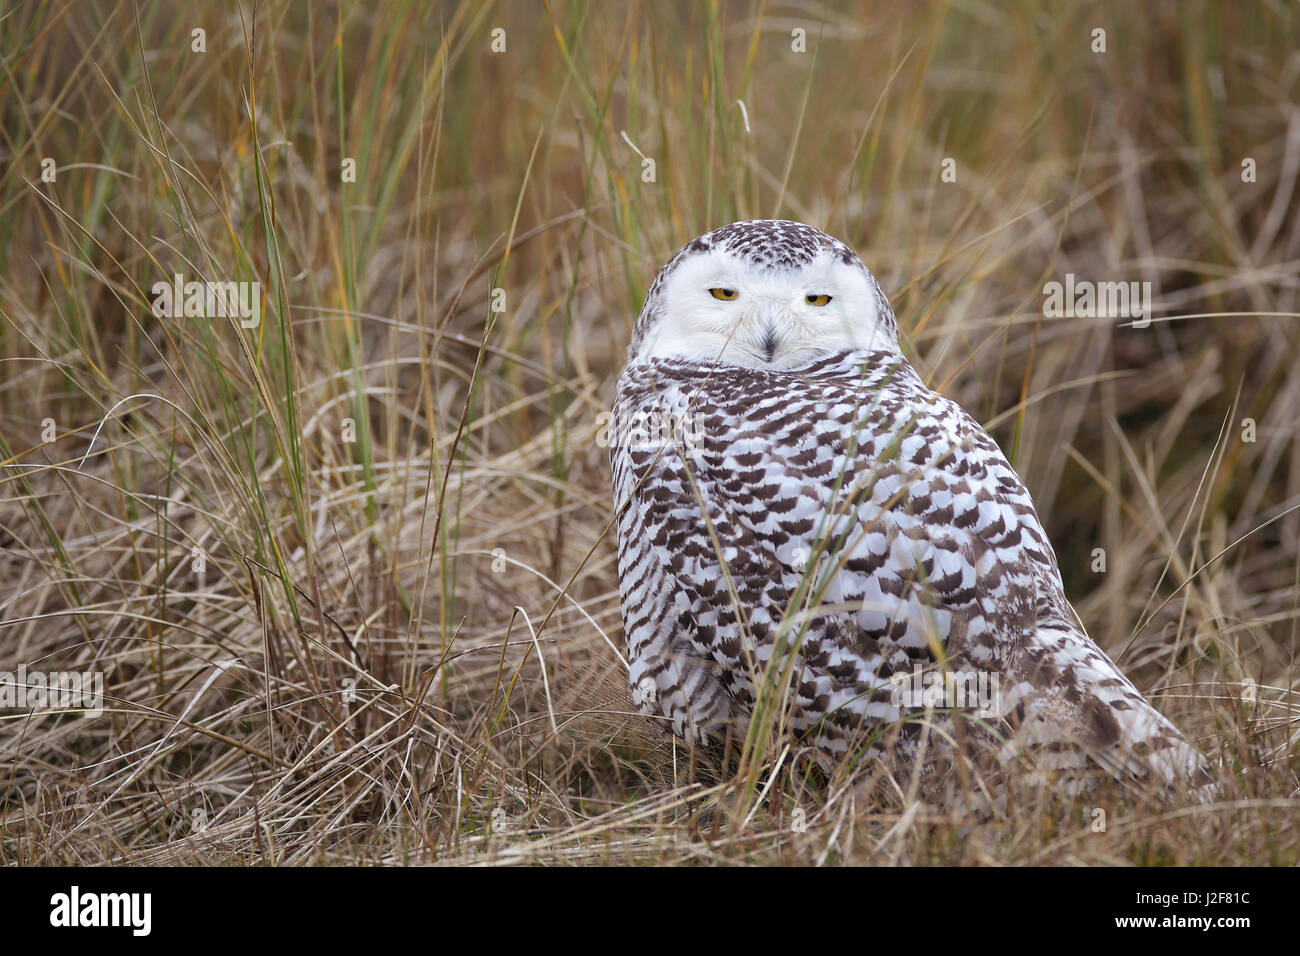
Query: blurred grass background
0,0,1297,864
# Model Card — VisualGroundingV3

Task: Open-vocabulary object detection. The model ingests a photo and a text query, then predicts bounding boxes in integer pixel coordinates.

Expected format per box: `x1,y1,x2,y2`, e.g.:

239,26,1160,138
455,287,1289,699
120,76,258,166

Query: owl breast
610,350,1053,764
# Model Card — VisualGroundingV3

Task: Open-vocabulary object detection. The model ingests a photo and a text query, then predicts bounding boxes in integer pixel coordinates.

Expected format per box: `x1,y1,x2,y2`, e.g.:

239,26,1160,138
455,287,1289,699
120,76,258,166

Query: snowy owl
609,219,1212,801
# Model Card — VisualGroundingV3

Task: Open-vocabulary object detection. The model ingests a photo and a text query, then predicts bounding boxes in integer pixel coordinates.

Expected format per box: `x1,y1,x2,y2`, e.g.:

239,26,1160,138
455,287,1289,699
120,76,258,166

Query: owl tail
996,624,1217,802
1081,695,1218,802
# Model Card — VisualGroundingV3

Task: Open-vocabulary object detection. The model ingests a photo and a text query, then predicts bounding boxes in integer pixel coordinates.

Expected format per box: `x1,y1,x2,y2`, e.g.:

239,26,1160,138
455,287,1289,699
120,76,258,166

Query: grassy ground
1,0,1297,865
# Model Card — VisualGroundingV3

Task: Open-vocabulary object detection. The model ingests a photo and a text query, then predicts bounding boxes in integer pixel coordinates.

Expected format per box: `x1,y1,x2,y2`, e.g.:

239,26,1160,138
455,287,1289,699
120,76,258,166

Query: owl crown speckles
700,219,858,269
610,219,1214,803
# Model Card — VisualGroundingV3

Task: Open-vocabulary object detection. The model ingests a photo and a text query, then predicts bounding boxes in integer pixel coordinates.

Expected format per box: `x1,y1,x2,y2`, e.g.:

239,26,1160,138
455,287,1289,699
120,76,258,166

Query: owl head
627,219,898,369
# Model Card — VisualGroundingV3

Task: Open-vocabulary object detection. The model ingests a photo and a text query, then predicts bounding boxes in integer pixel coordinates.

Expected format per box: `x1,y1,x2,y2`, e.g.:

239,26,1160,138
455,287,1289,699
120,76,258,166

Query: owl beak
760,325,779,362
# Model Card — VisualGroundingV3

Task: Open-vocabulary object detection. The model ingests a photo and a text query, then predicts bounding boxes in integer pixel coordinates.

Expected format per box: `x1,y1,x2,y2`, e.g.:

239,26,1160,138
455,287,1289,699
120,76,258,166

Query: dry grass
1,0,1297,865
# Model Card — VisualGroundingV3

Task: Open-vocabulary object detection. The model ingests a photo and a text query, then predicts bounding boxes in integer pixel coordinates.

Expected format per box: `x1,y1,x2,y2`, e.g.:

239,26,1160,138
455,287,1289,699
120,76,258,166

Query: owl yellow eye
709,288,738,300
805,293,832,306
